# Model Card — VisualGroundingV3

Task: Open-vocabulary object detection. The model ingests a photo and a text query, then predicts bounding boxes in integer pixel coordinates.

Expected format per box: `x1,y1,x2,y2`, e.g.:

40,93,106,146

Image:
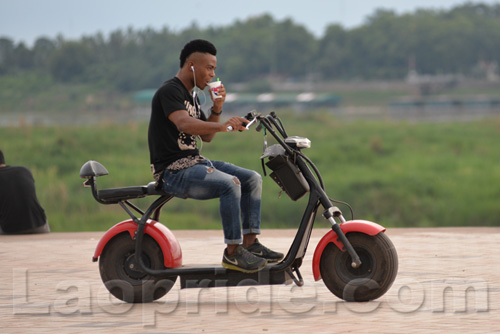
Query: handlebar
255,112,353,218
256,113,295,156
226,110,259,132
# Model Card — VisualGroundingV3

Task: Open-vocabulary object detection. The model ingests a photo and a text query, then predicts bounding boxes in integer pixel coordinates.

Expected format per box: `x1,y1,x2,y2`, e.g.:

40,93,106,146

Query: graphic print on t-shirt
177,100,200,150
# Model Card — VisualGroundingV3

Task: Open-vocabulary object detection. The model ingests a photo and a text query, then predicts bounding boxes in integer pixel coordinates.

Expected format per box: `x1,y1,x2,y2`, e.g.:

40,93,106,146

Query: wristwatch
210,107,222,116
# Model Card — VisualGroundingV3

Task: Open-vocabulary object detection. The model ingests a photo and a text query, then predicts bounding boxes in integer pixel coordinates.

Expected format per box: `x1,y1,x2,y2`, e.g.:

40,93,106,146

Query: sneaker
222,245,267,273
246,238,284,263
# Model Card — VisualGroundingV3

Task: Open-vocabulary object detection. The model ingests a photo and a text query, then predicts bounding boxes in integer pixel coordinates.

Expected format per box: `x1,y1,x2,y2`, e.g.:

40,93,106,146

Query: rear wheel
320,232,398,302
99,233,177,303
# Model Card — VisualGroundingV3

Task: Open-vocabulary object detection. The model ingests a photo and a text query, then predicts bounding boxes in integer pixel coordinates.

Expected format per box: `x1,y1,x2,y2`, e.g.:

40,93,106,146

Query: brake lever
244,117,257,130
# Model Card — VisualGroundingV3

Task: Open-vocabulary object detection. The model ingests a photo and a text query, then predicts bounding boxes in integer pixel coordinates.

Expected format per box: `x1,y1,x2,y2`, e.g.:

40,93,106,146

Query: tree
215,15,277,82
0,38,15,74
316,24,348,78
49,41,95,82
33,37,56,69
3,3,500,91
274,18,317,78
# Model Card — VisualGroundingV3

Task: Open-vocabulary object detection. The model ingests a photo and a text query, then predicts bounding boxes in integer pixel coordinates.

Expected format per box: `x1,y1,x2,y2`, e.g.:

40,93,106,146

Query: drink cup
207,81,222,99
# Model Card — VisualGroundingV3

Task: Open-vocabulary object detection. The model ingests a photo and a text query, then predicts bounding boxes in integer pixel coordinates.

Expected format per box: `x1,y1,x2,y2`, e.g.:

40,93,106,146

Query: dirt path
1,227,499,333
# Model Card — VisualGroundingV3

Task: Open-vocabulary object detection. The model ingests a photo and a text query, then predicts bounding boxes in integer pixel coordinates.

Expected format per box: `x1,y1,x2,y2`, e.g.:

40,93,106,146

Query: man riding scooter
148,39,283,273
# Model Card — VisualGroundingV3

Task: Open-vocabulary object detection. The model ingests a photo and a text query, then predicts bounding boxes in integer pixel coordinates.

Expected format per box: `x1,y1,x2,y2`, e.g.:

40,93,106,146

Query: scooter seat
98,182,169,202
146,181,170,195
98,186,148,201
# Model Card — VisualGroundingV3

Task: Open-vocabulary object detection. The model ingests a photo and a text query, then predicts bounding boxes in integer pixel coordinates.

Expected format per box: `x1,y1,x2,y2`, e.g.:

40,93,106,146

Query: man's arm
201,110,222,142
168,110,248,143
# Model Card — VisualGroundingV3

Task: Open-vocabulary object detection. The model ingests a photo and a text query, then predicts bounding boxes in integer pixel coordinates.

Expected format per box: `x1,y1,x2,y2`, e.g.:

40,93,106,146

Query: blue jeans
162,160,262,244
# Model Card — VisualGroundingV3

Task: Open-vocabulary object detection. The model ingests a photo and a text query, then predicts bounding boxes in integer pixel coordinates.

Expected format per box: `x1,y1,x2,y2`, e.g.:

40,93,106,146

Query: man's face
190,52,217,90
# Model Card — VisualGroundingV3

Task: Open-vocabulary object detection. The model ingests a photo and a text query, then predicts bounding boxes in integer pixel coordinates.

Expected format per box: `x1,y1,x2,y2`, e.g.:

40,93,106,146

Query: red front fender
92,219,182,268
312,220,385,281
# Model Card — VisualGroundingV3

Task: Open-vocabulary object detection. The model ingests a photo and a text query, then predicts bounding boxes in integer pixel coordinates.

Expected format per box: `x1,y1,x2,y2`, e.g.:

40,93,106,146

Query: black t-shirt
0,166,47,233
148,77,207,174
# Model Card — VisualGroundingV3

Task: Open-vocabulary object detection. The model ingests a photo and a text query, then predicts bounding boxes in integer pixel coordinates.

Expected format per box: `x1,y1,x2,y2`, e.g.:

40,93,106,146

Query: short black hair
0,150,5,165
179,39,217,68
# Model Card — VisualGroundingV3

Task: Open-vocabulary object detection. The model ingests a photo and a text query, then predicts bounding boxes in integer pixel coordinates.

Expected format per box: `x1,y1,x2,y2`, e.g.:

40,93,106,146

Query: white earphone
190,65,194,72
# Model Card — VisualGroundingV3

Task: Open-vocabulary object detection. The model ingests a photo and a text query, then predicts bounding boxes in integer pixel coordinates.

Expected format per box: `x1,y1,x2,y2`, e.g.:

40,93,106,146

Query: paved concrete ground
1,227,499,333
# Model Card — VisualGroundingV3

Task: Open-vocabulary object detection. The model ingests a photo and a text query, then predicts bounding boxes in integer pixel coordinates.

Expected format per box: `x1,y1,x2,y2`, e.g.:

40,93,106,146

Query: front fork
323,207,362,268
293,152,362,269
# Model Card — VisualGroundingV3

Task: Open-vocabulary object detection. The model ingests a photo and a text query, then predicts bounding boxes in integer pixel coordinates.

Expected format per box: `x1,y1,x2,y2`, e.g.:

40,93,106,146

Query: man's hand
211,83,226,114
225,117,249,132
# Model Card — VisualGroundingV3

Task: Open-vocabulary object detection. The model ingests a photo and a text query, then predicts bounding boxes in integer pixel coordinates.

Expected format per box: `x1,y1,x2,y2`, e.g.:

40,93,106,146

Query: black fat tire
99,233,177,303
320,232,398,302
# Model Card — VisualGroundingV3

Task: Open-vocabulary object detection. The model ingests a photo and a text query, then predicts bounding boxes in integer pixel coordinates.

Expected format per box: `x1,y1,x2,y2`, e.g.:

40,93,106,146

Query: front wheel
99,233,177,303
320,232,398,302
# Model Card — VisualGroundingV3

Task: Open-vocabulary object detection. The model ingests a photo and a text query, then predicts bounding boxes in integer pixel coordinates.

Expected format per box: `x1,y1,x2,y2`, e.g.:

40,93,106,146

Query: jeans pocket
162,170,188,199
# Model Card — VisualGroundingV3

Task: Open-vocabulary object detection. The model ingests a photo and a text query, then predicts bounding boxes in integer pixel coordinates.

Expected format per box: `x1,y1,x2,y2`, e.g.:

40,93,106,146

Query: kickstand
285,266,304,287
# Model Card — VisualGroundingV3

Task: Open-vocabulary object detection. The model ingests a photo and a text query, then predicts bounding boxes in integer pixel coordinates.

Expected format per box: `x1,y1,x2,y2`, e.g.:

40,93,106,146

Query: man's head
0,150,5,166
179,39,218,90
179,39,217,68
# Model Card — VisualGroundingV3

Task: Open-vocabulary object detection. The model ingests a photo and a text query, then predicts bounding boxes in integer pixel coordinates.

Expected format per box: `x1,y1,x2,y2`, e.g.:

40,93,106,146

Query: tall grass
2,111,500,231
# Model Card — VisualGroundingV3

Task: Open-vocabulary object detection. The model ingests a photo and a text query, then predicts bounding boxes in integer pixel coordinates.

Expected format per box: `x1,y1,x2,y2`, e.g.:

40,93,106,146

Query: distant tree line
0,2,499,92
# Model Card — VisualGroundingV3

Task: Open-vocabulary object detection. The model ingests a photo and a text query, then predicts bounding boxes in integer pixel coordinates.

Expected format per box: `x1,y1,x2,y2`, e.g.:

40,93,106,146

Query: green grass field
2,111,500,231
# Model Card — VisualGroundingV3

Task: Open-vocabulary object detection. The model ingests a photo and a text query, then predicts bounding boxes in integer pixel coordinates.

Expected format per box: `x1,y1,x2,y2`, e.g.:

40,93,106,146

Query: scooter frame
82,112,389,294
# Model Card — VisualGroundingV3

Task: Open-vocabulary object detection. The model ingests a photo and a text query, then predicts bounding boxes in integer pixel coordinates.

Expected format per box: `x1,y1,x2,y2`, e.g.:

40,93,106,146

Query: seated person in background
0,150,50,234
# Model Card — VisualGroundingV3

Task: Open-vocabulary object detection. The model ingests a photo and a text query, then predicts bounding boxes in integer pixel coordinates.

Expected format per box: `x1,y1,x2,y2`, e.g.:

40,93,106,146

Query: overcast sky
1,0,499,46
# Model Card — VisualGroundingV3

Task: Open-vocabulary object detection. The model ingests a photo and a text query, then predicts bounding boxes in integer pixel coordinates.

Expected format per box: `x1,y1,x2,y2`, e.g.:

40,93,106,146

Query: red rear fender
92,219,182,268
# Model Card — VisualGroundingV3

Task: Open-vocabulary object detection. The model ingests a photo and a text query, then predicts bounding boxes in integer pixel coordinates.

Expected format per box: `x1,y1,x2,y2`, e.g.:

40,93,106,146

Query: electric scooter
80,111,398,303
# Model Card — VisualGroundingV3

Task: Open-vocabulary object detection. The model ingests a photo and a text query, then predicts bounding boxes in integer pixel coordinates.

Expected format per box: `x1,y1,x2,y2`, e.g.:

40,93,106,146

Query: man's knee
232,176,240,185
249,171,262,188
222,175,241,196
